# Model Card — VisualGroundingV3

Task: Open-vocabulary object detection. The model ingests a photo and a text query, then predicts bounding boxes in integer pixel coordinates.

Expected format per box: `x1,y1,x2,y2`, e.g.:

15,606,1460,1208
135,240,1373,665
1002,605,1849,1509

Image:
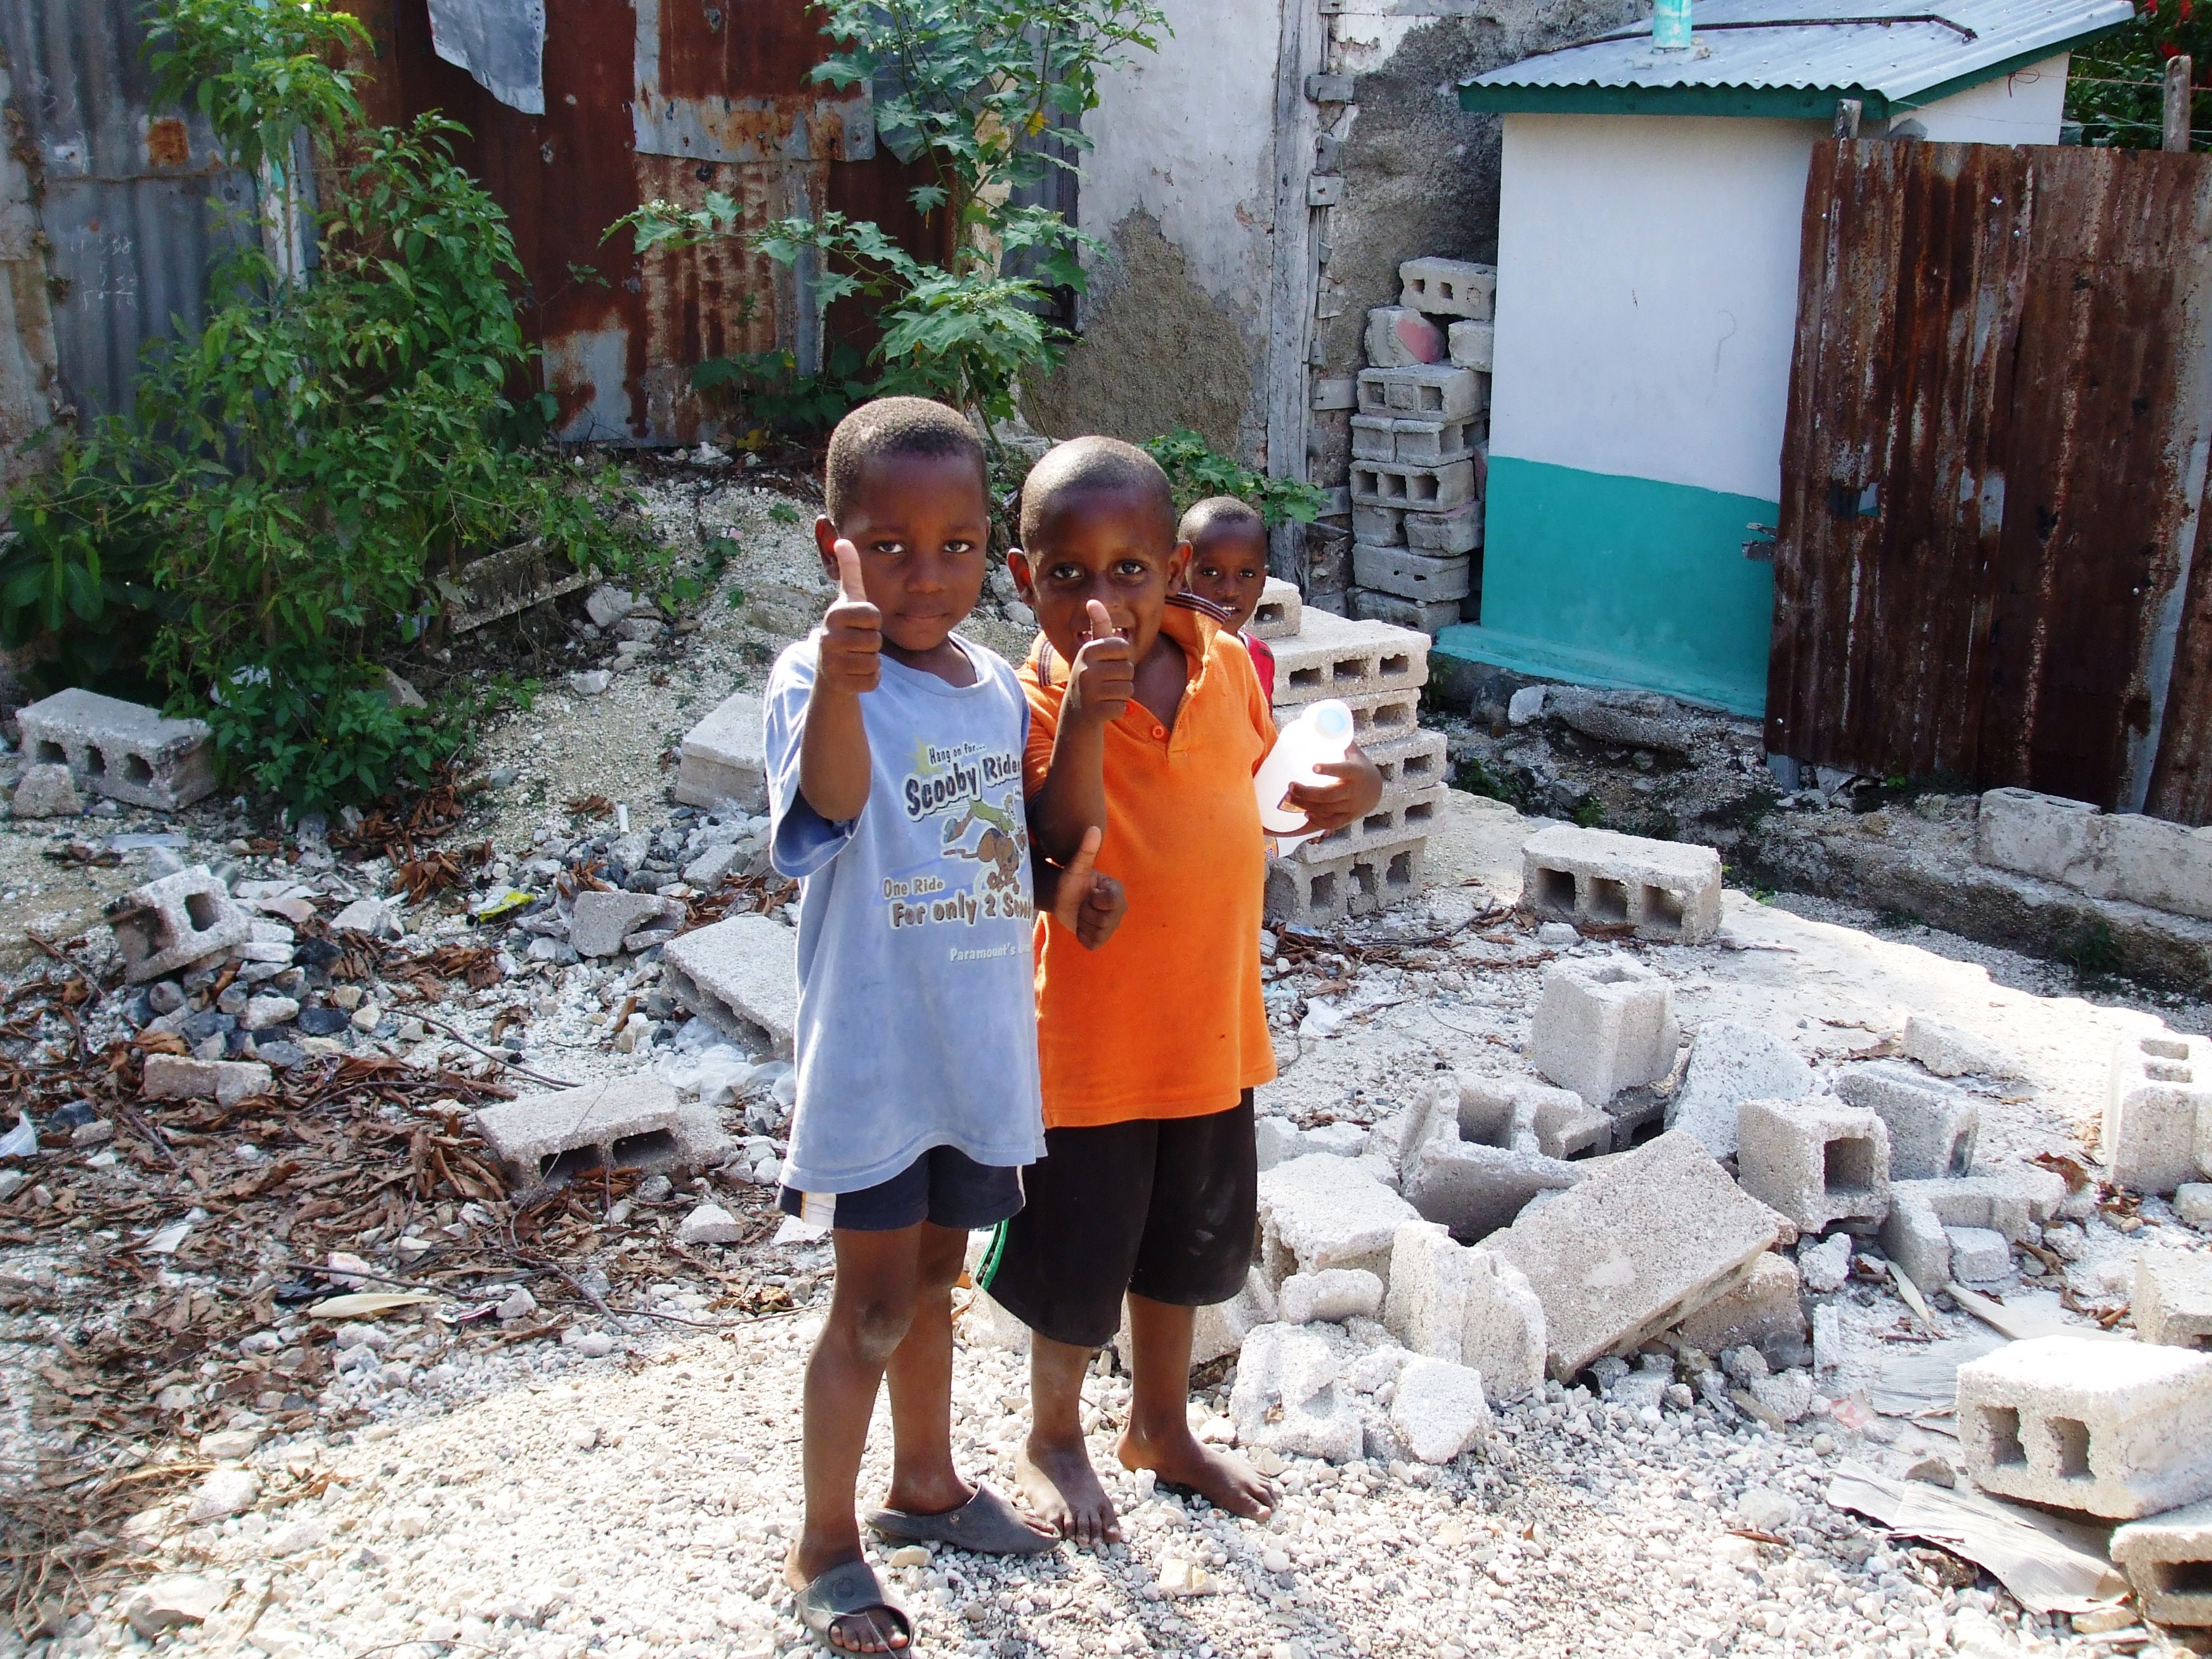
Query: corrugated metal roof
1460,0,2131,116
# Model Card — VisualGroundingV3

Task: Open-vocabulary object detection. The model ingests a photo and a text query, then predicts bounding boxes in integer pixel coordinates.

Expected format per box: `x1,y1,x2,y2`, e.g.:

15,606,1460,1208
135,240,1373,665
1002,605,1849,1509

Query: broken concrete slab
1735,1096,1891,1232
105,866,253,983
2112,1497,2212,1627
141,1055,272,1107
1228,1322,1364,1464
1975,788,2103,886
1956,1335,2212,1519
1488,1129,1778,1379
1664,1021,1812,1161
1391,1356,1493,1464
1404,1129,1582,1242
1530,956,1678,1107
2139,1251,2212,1351
1455,1073,1611,1161
1944,1225,2012,1282
1279,1268,1384,1326
1446,319,1494,373
16,687,216,810
1833,1060,1979,1180
672,690,768,812
1669,1251,1809,1369
1519,823,1722,943
124,1575,225,1637
1381,1220,1545,1401
569,891,686,958
661,914,797,1057
11,762,79,818
1258,1152,1418,1289
675,1201,745,1246
474,1076,688,1187
1878,1174,2041,1293
1902,1014,2017,1079
2105,1031,2212,1195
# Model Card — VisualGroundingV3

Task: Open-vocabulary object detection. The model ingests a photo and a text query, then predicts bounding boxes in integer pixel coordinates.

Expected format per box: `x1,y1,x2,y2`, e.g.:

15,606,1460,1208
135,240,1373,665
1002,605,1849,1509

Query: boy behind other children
979,438,1384,1542
765,399,1124,1653
1176,495,1277,698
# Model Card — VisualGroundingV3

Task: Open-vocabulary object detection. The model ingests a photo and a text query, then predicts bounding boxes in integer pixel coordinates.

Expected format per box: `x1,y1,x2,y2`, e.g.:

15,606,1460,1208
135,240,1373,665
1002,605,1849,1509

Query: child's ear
1166,538,1195,587
1007,548,1039,604
813,516,843,580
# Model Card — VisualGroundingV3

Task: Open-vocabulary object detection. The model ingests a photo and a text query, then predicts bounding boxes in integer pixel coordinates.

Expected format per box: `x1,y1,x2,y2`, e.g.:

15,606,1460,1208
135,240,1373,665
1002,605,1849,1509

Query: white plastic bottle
1254,698,1355,853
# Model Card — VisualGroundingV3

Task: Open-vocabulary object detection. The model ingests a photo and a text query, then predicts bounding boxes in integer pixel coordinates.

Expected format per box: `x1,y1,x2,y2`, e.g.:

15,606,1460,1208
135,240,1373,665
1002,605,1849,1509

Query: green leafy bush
2067,2,2208,148
1,0,653,808
1142,429,1330,528
692,344,874,438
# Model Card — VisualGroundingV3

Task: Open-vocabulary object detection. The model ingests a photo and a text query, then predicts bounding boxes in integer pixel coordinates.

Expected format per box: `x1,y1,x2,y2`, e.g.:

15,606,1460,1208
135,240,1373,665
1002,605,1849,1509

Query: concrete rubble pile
1254,576,1445,927
1343,256,1494,636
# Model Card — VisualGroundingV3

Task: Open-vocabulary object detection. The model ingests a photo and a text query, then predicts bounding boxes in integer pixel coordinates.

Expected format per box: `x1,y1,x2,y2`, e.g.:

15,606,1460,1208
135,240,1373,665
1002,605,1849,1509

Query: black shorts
778,1145,1024,1233
976,1094,1258,1349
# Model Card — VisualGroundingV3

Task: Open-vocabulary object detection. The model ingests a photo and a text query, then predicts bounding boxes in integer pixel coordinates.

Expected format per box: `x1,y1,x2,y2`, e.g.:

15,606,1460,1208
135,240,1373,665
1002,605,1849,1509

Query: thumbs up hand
1048,824,1127,951
819,538,882,696
1064,598,1133,729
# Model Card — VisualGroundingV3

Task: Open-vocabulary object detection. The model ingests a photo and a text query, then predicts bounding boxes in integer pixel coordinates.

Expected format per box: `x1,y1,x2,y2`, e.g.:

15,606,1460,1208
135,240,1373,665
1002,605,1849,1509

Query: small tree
618,0,1168,443
2067,0,2209,148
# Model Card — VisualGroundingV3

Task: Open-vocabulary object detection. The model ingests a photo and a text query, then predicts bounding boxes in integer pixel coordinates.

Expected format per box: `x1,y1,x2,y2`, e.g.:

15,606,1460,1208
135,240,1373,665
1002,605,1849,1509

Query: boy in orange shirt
1176,495,1277,699
979,438,1383,1542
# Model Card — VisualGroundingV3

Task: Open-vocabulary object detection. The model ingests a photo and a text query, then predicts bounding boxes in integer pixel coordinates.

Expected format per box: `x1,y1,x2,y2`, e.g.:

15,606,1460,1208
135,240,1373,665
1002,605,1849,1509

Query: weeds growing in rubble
0,0,655,811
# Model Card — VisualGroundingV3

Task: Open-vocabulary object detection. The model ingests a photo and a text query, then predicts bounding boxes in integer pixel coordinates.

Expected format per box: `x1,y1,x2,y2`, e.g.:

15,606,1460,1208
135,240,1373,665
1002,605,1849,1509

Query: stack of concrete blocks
1977,786,2212,919
1252,576,1447,927
1346,257,1494,636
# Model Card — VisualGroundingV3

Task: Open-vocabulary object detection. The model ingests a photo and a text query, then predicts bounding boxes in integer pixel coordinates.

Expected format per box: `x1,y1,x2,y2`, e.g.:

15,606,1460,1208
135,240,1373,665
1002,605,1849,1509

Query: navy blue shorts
778,1144,1025,1233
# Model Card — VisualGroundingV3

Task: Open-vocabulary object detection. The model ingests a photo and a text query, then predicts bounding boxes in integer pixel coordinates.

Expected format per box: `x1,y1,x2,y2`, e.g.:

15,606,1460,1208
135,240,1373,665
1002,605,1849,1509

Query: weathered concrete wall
1308,1,1639,492
1022,0,1284,459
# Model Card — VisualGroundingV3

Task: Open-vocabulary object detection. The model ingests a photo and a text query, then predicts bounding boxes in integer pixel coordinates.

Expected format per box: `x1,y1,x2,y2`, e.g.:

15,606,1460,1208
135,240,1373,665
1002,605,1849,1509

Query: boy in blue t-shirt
763,398,1124,1655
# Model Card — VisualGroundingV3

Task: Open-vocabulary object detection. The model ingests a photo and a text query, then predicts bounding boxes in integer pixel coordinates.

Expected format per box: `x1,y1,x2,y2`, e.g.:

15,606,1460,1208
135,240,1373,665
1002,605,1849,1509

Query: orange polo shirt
1020,600,1279,1129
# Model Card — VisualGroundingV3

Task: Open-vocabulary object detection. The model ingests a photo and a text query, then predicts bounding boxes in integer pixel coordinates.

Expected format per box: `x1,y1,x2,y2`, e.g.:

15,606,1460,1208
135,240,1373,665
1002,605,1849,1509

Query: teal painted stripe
1445,456,1776,718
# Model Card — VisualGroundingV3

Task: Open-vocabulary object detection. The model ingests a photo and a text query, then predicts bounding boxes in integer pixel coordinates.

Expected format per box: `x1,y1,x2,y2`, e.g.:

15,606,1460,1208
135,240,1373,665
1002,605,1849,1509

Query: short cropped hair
1179,495,1265,547
1018,436,1176,549
824,396,987,523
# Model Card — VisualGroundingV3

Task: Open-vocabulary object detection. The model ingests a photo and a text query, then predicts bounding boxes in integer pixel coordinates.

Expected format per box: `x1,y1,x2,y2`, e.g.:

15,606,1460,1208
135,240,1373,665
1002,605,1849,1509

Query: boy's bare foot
784,1545,909,1653
1119,1424,1276,1521
1017,1431,1124,1547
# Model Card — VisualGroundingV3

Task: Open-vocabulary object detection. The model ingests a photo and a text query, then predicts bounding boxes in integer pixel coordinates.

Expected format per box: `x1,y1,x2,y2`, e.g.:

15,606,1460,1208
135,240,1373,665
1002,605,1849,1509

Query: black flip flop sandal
794,1559,913,1652
864,1483,1059,1555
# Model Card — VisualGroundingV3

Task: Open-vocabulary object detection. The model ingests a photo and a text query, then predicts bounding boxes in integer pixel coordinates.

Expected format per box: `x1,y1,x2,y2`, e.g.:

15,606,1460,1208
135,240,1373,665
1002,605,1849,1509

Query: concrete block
1280,1268,1384,1325
1363,728,1449,806
474,1076,687,1186
2081,812,2212,920
1349,458,1476,513
141,1054,273,1107
1382,1220,1545,1399
1531,956,1679,1107
1340,687,1422,745
1489,1129,1779,1378
1665,1021,1812,1160
1350,502,1403,546
1398,257,1495,320
1975,787,2100,883
1945,1225,2012,1282
1455,1074,1615,1162
1353,544,1471,603
1391,1356,1493,1464
1364,306,1447,367
1228,1322,1363,1463
16,688,215,810
1349,588,1461,635
1357,365,1487,422
1669,1251,1808,1367
672,690,769,812
2112,1497,2212,1625
1258,1152,1417,1289
1447,320,1495,372
1405,1131,1583,1241
1833,1060,1979,1179
1287,782,1444,865
1519,823,1723,943
1404,499,1482,554
1269,607,1429,708
106,866,254,984
1901,1015,2016,1079
1311,377,1357,412
1350,414,1397,461
569,891,686,958
1957,1334,2212,1518
1391,417,1481,467
2106,1031,2212,1195
1878,1174,2040,1292
1247,576,1303,642
2140,1251,2212,1350
662,914,798,1057
1265,835,1426,927
1735,1096,1892,1232
11,763,79,817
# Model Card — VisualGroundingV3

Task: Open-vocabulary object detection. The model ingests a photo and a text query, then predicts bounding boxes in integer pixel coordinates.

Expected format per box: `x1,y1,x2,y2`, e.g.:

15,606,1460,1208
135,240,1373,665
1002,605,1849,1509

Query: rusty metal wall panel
0,47,58,483
2147,469,2212,822
361,0,937,446
1769,141,2212,816
0,0,258,422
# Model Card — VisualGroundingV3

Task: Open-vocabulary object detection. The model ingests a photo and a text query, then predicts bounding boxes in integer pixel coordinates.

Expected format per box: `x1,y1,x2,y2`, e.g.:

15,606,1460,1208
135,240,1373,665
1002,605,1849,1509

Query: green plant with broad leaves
1,0,654,810
616,0,1167,441
2066,0,2209,149
1140,429,1330,528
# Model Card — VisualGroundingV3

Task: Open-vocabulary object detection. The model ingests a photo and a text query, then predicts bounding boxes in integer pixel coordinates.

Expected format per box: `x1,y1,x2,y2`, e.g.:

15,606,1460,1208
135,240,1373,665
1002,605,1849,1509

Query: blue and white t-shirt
764,632,1046,1194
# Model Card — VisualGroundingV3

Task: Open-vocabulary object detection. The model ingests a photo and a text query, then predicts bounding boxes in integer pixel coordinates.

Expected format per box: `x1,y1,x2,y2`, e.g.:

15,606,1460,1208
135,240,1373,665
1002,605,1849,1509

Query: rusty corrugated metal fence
1767,140,2212,819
